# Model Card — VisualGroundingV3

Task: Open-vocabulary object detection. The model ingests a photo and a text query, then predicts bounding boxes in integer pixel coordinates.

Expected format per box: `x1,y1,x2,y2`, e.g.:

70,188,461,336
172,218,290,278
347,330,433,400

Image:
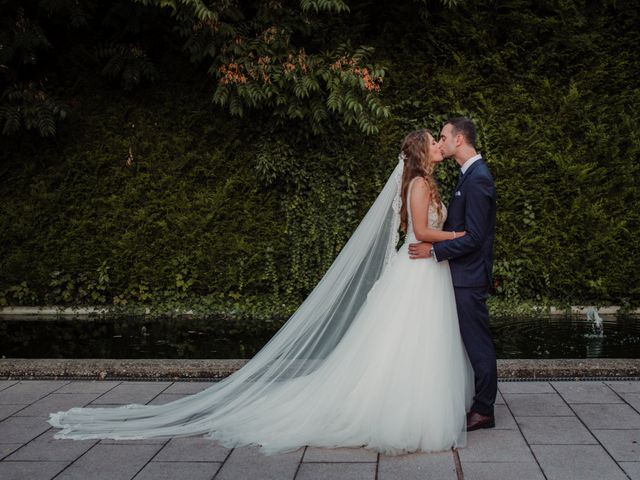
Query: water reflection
490,314,640,359
0,314,639,359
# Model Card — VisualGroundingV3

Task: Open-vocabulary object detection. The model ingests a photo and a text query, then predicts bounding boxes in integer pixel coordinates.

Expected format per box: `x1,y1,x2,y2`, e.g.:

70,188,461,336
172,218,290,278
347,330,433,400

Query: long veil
48,157,405,442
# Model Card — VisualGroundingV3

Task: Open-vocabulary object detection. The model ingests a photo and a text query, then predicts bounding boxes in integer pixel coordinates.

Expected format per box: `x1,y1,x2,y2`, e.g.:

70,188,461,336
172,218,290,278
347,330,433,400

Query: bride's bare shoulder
409,176,430,194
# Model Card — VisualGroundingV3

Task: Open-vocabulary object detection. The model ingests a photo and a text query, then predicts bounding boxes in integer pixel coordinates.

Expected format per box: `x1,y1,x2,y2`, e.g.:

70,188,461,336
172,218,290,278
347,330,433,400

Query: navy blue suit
433,158,497,416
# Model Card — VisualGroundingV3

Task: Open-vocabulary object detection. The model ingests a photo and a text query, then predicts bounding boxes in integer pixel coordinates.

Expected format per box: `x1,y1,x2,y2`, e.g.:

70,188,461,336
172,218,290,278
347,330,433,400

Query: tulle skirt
49,245,474,456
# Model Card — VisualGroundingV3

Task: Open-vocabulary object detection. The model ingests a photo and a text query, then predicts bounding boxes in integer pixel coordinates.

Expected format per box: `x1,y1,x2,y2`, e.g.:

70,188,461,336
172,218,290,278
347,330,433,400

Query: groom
409,117,497,431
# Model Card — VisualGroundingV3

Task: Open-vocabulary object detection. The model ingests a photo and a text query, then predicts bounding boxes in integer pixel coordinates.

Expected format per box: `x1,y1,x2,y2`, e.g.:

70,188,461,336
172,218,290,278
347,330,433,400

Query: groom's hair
445,117,476,148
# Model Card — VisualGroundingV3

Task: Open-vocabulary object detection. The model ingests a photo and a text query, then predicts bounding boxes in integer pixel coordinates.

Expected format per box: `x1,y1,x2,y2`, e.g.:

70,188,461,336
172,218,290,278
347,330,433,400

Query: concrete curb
1,358,639,381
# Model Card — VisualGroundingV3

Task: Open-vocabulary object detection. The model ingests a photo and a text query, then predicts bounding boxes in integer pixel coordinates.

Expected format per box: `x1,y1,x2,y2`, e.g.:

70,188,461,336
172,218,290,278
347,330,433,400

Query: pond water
1,314,639,360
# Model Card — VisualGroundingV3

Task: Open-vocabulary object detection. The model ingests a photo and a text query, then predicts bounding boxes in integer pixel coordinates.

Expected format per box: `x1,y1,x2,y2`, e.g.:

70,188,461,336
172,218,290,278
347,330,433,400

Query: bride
49,129,474,456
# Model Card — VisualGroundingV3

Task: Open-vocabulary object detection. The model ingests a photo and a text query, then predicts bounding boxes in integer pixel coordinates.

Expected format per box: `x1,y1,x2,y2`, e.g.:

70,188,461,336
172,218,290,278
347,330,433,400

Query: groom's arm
432,175,494,261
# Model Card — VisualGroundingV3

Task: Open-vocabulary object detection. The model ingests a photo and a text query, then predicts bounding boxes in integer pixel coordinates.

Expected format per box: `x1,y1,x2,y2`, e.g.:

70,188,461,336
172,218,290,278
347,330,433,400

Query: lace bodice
406,177,447,243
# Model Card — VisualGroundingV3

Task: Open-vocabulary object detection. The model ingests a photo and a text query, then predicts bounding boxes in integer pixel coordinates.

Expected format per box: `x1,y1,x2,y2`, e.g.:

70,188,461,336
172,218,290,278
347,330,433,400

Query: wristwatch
430,247,436,260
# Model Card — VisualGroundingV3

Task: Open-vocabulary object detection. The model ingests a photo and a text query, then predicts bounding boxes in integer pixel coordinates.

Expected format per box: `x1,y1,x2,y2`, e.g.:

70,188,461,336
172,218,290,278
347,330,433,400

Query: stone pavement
0,379,639,480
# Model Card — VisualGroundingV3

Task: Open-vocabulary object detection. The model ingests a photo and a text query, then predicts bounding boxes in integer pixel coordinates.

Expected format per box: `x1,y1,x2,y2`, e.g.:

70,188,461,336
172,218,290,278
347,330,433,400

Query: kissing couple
50,117,498,456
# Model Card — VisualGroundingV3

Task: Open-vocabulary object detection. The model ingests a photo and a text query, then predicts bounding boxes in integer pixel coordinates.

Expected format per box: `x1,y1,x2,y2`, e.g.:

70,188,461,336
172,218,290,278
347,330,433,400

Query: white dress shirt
460,153,482,175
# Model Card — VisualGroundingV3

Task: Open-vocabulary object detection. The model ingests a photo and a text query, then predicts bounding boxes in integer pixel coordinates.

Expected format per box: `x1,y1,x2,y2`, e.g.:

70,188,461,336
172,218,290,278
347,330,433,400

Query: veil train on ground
48,159,408,442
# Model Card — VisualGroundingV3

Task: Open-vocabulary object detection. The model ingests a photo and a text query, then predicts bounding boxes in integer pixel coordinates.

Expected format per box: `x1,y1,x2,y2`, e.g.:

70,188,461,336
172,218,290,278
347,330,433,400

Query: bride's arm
410,178,466,243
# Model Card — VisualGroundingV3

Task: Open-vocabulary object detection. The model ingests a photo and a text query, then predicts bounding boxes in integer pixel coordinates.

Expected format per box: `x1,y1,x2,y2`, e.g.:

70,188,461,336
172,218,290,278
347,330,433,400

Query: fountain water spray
586,307,604,338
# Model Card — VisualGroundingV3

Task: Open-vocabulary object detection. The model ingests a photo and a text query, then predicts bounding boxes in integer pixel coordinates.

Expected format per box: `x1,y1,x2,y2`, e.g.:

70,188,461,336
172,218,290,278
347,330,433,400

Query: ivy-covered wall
1,0,639,314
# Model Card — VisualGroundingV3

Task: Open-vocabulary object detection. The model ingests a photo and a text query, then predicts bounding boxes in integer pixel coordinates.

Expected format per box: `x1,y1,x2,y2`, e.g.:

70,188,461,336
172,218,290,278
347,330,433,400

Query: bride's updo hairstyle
399,129,443,233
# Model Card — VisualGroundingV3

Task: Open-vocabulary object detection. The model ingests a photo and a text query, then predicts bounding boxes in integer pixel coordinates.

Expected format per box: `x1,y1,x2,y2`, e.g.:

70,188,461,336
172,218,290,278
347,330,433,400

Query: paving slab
99,437,167,445
620,462,640,480
591,429,640,461
87,403,134,409
0,381,69,404
494,403,518,429
152,437,231,462
503,393,574,417
378,450,456,480
5,429,97,461
15,393,101,417
0,379,639,479
458,429,535,462
132,461,222,480
0,460,70,480
54,443,163,480
0,381,18,392
517,416,597,445
215,445,302,480
499,381,554,394
89,382,171,405
296,462,377,480
621,392,640,411
552,381,624,403
531,444,628,480
303,446,377,462
572,403,640,429
0,416,52,443
162,382,217,394
460,461,545,480
607,382,640,393
146,393,189,405
55,381,121,394
0,404,27,421
0,444,23,460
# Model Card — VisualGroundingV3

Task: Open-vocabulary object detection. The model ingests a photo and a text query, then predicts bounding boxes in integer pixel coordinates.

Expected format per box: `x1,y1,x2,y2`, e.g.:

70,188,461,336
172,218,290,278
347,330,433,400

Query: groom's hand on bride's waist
408,242,433,260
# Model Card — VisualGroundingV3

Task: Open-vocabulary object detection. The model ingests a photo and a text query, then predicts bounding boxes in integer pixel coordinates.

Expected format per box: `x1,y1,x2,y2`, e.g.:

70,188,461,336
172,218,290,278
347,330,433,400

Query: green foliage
137,0,391,134
0,7,51,65
0,0,460,137
0,83,68,136
0,0,164,137
96,43,158,91
301,0,350,13
212,42,390,135
0,282,39,306
46,261,111,305
0,4,69,136
0,0,639,318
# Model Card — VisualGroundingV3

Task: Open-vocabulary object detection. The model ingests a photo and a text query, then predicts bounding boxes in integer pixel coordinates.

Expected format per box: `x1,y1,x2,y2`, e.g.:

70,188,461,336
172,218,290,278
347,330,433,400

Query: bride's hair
399,129,443,233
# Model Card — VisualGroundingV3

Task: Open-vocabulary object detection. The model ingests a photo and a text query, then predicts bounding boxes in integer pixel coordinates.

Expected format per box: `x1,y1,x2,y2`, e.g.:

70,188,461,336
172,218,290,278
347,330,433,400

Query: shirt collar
460,153,482,175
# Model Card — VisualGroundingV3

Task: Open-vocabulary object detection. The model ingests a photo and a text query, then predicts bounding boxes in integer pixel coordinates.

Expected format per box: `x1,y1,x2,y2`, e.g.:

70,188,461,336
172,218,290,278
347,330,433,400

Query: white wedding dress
49,168,474,456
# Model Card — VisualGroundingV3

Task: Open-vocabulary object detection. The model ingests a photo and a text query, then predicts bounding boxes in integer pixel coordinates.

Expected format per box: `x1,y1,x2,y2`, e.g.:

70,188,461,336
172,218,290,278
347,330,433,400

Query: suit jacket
433,158,496,288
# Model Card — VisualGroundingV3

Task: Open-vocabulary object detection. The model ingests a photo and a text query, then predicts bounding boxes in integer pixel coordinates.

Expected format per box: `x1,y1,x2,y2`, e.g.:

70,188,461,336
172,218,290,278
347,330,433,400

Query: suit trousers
454,286,497,417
